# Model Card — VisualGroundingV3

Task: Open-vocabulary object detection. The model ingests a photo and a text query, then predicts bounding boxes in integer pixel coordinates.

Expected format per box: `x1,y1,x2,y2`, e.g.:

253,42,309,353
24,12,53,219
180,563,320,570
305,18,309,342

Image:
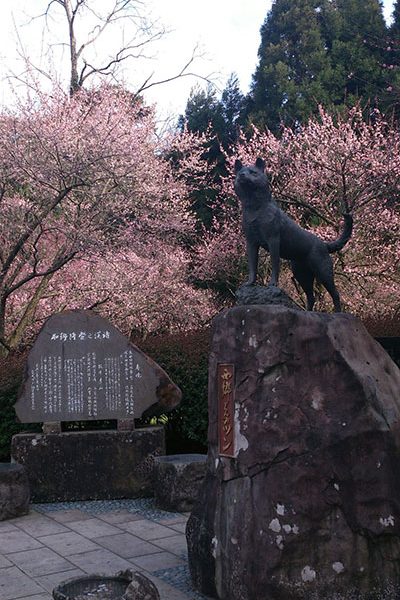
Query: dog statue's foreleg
245,240,259,286
268,238,280,286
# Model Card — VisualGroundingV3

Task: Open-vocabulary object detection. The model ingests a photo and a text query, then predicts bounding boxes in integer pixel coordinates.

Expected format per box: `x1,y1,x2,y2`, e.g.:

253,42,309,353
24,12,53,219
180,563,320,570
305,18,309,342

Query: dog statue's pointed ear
234,159,243,173
255,157,266,172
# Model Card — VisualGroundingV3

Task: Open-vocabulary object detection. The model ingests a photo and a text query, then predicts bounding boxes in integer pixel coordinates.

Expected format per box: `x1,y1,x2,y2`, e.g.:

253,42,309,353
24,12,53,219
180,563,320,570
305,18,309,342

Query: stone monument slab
14,310,181,423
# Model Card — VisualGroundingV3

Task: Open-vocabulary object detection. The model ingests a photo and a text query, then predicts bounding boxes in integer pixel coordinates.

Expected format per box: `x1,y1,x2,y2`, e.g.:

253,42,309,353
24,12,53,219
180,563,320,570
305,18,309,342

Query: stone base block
154,454,207,512
11,427,165,502
0,463,30,520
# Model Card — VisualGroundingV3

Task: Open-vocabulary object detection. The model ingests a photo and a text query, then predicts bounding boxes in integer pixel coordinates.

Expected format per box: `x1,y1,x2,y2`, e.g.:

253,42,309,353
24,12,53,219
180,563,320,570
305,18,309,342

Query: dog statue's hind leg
291,260,315,311
310,253,342,312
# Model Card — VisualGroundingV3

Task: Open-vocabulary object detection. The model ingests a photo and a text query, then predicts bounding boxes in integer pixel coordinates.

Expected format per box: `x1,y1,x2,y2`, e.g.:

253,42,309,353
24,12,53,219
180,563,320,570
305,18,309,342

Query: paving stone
16,515,70,537
97,510,143,524
48,509,93,523
16,595,52,600
151,534,188,556
6,547,75,577
169,522,187,534
0,555,13,568
0,566,46,600
0,530,42,553
131,551,186,572
146,574,195,600
66,518,121,539
120,519,178,541
38,531,99,556
9,509,42,521
34,568,87,592
67,548,135,575
0,521,19,532
155,516,188,526
95,532,161,558
0,500,206,600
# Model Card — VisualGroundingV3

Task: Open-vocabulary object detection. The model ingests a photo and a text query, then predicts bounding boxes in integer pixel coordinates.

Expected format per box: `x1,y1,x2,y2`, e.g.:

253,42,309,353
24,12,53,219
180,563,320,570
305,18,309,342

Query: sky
0,0,396,124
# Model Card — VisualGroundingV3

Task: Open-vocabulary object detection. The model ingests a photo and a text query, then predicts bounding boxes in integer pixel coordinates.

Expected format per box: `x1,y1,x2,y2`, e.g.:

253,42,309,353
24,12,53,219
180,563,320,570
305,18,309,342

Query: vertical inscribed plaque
218,363,235,457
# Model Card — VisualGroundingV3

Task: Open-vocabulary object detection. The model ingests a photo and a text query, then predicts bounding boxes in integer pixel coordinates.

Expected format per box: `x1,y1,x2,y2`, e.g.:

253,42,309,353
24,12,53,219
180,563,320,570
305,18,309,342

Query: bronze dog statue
234,157,353,312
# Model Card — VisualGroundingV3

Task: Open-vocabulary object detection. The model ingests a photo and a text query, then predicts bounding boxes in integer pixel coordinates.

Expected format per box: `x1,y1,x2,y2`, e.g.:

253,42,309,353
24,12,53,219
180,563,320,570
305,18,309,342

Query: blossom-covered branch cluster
0,85,216,350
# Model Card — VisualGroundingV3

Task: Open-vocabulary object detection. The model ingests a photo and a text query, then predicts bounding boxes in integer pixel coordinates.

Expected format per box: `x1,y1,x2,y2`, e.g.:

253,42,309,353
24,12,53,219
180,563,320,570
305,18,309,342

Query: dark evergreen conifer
249,0,333,131
248,0,387,130
178,84,224,135
178,76,245,228
385,0,400,118
178,85,224,228
390,0,400,39
219,74,245,147
327,0,386,108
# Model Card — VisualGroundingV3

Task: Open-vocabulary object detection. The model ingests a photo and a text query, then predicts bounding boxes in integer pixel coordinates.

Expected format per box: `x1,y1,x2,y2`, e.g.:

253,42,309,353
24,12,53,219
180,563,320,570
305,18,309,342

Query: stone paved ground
0,498,211,600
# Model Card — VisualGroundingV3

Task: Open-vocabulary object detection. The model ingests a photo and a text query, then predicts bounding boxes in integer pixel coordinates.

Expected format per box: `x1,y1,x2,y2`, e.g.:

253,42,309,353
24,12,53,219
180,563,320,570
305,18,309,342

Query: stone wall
12,426,165,502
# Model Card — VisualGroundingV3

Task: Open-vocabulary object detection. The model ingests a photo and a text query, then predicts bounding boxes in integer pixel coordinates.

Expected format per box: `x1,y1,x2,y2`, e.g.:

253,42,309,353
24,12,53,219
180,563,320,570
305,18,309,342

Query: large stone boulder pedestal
186,305,400,600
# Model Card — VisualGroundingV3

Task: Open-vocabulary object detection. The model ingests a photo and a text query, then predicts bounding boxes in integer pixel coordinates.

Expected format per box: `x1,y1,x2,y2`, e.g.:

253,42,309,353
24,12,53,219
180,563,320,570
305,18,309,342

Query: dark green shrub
0,352,41,461
135,329,210,453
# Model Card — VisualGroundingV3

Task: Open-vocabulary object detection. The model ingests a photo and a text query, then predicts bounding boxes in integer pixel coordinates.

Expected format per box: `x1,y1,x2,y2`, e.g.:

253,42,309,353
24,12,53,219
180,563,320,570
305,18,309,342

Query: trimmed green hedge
0,352,41,461
135,329,210,453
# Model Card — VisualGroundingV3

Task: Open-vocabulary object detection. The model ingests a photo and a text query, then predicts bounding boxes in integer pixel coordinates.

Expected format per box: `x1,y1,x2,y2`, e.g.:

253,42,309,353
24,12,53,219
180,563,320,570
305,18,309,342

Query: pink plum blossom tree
2,89,399,352
0,84,214,353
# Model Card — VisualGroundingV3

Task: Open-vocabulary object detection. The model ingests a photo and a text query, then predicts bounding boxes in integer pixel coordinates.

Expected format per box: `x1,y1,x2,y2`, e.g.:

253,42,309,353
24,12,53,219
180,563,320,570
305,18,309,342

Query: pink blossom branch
0,185,79,284
4,250,78,299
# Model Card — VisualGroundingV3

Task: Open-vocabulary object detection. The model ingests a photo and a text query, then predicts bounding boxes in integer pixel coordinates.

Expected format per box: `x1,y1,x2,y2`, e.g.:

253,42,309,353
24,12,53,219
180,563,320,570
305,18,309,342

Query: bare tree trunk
7,273,53,351
41,0,205,97
62,0,80,95
0,295,10,357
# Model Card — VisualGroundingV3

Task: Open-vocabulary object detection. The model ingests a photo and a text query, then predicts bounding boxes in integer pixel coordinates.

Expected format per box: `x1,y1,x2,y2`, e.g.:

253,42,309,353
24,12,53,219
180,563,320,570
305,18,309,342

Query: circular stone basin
155,454,207,465
53,575,131,600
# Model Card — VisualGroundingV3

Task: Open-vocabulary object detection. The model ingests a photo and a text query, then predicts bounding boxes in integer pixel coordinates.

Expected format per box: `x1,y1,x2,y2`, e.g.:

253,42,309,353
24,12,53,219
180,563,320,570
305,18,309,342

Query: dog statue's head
234,157,271,203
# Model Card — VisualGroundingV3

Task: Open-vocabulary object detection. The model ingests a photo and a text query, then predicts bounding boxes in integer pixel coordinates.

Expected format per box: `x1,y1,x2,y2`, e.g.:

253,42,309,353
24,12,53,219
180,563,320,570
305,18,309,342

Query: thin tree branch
5,250,78,298
7,272,53,349
78,31,165,86
87,295,111,310
134,49,215,96
274,192,337,226
340,159,351,214
0,185,80,284
0,337,11,353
